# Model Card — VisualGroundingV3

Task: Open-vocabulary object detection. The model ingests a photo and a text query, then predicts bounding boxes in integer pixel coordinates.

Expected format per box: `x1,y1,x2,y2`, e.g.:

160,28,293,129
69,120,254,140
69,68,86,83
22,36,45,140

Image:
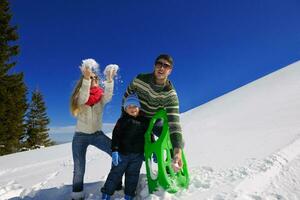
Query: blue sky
10,0,300,129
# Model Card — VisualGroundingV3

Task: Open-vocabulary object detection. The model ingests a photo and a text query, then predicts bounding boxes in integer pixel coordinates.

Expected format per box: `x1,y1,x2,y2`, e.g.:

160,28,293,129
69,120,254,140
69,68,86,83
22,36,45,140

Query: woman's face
90,72,99,87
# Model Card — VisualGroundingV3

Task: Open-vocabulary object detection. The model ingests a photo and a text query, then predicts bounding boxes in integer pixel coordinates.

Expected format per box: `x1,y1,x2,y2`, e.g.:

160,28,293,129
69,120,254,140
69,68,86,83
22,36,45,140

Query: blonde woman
70,59,116,200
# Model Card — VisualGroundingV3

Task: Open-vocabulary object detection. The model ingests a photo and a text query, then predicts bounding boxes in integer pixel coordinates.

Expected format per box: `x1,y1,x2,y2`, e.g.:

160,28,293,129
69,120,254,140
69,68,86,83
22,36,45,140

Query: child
101,94,149,200
70,59,116,200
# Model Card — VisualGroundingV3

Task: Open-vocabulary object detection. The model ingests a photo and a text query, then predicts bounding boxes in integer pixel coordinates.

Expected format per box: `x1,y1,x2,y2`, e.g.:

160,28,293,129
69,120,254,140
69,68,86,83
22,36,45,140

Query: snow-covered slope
1,61,300,200
182,60,300,169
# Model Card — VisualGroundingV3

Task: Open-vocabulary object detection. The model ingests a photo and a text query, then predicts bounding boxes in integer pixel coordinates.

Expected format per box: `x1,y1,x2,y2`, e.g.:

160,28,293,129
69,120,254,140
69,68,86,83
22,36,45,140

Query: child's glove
112,151,121,166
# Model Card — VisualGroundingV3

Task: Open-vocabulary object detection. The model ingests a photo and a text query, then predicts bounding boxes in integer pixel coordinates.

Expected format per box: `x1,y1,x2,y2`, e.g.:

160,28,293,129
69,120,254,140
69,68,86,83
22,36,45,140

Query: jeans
101,153,144,197
72,131,112,192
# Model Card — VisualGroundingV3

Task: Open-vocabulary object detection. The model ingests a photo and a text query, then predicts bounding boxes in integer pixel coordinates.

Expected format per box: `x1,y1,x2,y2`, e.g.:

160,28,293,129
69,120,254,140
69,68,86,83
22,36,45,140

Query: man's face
154,59,172,83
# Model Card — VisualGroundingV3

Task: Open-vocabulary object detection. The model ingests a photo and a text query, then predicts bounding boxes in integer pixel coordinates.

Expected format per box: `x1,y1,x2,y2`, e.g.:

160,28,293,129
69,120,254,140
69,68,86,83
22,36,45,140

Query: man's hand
172,148,183,172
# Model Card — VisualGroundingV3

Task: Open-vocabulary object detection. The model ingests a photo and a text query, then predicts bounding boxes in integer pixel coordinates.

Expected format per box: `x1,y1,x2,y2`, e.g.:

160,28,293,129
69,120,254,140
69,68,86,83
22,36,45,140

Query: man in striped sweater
123,54,184,171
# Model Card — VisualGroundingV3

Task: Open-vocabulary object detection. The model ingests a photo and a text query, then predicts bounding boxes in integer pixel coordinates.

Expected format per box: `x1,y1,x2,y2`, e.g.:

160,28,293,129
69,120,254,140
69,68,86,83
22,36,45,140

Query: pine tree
24,89,54,148
0,0,27,155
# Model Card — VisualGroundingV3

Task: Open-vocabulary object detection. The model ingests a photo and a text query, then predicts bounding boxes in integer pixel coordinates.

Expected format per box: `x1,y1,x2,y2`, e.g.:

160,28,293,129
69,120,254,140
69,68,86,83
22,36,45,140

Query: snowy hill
1,61,300,200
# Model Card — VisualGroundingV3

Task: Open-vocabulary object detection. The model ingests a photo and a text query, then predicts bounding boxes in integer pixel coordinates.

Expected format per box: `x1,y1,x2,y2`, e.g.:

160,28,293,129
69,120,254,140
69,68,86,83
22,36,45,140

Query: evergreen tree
0,0,27,155
24,89,54,148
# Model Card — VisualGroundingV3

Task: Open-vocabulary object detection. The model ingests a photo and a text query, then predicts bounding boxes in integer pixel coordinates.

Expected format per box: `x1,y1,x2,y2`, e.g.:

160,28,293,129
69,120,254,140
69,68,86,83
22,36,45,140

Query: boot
71,191,84,200
102,193,111,200
124,194,134,200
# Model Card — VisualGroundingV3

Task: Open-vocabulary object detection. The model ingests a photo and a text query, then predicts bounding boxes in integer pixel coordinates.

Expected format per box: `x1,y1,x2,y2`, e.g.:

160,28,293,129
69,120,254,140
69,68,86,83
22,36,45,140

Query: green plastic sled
144,109,189,194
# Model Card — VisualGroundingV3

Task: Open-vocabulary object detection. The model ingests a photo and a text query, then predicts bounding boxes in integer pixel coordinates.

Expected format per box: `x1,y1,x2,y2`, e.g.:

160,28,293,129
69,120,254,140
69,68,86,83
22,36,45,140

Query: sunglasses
90,76,99,80
155,61,172,69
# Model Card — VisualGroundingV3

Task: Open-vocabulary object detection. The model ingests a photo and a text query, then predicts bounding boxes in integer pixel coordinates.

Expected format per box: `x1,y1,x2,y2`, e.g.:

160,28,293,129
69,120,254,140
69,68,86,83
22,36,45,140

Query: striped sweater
124,73,183,148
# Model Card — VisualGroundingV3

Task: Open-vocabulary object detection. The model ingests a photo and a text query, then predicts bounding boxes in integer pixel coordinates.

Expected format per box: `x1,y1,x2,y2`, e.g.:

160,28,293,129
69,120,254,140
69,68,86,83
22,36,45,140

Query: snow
79,59,100,74
104,64,119,76
78,59,119,78
1,61,300,199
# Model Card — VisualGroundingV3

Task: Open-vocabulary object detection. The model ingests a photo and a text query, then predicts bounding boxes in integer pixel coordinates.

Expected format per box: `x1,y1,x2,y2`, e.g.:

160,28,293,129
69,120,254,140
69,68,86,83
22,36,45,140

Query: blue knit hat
123,93,141,109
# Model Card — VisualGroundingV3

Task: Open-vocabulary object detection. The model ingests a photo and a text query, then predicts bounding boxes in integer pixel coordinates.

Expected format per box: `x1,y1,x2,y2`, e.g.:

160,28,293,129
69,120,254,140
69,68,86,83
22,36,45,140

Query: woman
70,59,116,200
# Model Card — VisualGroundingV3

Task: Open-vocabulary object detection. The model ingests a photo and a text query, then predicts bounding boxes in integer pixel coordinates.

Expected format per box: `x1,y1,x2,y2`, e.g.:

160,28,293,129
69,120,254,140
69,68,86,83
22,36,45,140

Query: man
123,54,184,170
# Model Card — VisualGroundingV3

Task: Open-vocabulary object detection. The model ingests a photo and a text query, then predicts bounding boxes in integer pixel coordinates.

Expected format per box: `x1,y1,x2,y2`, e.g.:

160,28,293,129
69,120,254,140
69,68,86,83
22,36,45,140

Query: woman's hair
70,76,84,117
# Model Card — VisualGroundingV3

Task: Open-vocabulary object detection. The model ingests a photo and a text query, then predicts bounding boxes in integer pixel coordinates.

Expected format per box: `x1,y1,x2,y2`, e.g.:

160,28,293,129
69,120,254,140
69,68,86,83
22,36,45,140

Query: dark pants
72,131,112,192
101,153,144,197
152,119,184,148
152,119,163,137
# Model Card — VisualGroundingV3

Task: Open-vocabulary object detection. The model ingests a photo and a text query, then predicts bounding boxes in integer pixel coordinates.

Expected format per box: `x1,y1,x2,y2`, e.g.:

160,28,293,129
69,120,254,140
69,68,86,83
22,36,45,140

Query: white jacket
75,79,114,134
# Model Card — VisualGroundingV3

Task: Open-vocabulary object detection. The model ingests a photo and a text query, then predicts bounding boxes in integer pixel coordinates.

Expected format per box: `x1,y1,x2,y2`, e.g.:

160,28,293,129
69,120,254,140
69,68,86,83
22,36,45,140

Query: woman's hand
106,68,117,82
82,67,92,80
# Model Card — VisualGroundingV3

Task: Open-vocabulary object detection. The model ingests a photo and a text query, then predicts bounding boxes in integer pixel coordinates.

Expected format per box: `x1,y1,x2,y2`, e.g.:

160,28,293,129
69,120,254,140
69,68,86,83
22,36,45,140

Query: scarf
85,86,104,106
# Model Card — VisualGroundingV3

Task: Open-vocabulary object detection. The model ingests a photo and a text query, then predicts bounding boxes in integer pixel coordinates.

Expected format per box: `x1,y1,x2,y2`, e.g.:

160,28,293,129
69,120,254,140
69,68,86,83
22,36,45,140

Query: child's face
125,105,139,117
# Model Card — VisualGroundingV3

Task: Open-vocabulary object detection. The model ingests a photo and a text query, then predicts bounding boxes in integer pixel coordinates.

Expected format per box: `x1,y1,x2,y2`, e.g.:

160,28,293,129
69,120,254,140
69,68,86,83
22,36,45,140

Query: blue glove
112,151,121,166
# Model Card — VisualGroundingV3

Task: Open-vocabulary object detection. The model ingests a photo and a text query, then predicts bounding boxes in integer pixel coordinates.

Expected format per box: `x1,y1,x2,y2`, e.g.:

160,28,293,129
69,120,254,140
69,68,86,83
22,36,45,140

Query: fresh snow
1,61,300,199
104,64,119,76
79,59,100,74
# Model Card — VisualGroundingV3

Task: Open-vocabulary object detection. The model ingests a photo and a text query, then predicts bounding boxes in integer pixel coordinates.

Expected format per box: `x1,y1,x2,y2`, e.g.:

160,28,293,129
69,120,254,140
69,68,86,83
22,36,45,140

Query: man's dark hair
155,54,174,66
